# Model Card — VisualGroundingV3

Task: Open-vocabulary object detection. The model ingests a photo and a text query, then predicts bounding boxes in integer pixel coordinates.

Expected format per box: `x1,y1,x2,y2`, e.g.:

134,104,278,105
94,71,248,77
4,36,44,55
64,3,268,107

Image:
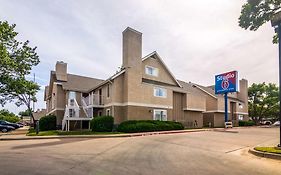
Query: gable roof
142,51,182,88
177,80,205,95
61,74,104,92
87,68,126,92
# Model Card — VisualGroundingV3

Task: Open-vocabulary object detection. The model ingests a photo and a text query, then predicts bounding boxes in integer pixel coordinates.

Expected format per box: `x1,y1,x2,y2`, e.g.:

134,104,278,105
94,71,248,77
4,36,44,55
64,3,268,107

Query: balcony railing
83,94,105,106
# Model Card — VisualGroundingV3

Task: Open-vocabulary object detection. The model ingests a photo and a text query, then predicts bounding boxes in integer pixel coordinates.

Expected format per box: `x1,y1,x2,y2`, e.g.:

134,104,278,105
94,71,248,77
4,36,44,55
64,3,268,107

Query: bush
91,116,114,132
39,115,57,131
117,120,184,133
0,114,20,123
239,120,255,126
0,109,20,123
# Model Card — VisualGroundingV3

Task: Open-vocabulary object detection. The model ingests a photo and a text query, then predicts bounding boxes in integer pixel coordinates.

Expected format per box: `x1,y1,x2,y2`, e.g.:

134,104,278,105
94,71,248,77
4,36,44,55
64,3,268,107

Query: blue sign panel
215,71,238,94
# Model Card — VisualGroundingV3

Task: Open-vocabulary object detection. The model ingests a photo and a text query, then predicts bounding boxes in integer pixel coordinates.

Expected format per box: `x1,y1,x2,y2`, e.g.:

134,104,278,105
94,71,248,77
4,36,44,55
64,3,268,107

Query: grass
27,129,123,136
254,147,281,154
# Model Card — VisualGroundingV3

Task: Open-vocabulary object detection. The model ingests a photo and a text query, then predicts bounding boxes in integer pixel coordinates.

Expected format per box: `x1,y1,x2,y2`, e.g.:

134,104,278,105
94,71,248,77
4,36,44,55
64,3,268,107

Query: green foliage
0,109,20,123
0,21,40,123
90,116,114,132
239,0,281,43
19,109,32,116
255,147,281,154
39,115,57,131
248,83,279,124
117,120,184,133
239,120,255,126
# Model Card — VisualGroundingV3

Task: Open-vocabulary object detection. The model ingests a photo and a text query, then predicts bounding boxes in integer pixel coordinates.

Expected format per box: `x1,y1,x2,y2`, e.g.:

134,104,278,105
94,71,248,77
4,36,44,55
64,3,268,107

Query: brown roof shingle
61,74,104,92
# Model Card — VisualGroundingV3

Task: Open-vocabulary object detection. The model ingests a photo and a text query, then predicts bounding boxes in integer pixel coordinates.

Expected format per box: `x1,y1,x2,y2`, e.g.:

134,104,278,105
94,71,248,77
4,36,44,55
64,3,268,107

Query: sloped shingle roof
61,74,104,92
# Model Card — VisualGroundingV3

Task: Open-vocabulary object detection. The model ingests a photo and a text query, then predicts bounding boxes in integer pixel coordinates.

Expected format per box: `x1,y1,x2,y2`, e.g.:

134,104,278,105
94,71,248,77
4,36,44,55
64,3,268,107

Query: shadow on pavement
11,138,92,150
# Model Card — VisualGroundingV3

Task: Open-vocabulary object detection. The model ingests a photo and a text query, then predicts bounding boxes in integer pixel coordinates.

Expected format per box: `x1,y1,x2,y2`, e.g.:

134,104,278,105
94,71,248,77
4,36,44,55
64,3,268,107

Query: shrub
39,115,57,131
91,116,114,132
117,120,184,133
0,114,20,123
239,120,255,126
0,109,20,123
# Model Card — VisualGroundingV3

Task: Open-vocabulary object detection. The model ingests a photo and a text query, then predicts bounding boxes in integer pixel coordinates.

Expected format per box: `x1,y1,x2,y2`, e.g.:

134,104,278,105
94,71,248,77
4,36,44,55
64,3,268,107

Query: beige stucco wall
126,106,173,121
184,93,206,111
142,57,178,86
112,74,125,103
56,85,66,109
51,84,57,110
113,106,126,124
205,95,217,111
174,111,203,128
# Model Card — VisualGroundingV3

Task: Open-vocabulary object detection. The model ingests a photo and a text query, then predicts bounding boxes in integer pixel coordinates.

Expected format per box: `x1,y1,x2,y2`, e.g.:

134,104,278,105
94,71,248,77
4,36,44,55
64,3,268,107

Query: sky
0,0,279,114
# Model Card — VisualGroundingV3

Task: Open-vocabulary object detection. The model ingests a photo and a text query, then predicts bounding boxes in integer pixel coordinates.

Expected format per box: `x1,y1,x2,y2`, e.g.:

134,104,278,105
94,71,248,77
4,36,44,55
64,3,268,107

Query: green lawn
254,147,281,154
27,129,123,136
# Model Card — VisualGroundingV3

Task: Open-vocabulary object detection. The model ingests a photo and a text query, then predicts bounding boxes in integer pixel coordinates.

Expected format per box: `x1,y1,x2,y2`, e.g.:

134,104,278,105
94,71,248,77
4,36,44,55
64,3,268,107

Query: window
238,103,243,109
107,84,110,98
154,87,167,98
106,109,111,116
153,110,167,121
145,66,158,77
98,111,102,116
238,115,244,121
69,109,75,117
69,91,76,100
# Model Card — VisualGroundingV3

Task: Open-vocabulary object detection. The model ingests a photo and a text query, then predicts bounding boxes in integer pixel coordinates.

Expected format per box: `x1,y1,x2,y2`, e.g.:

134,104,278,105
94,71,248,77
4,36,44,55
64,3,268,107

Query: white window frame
153,109,167,121
145,65,158,77
154,87,167,98
238,115,244,121
106,109,111,116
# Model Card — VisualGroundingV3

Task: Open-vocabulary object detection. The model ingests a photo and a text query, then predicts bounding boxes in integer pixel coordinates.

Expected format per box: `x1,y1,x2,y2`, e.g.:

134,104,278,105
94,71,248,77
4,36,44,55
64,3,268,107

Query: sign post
224,93,228,122
215,71,239,126
271,11,281,147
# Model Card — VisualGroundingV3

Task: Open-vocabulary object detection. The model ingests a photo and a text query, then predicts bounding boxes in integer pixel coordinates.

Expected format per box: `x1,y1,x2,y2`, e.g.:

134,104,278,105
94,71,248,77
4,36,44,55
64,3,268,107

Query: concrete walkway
0,128,211,141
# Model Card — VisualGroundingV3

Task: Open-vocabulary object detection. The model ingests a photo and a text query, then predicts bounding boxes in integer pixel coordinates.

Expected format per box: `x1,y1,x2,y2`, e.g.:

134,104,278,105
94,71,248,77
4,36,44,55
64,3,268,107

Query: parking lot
0,127,280,175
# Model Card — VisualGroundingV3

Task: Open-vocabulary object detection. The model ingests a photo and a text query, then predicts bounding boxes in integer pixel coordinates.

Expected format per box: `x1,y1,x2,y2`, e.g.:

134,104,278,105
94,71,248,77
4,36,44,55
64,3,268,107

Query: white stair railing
81,99,89,118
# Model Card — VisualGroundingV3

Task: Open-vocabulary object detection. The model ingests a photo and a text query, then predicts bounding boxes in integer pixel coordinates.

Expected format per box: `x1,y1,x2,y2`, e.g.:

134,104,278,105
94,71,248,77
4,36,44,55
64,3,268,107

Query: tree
239,0,281,43
248,83,279,124
18,109,32,116
0,109,20,123
0,21,40,126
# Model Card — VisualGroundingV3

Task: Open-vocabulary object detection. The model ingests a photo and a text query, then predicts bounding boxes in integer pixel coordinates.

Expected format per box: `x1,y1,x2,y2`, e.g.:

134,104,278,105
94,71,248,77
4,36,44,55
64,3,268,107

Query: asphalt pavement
0,127,280,175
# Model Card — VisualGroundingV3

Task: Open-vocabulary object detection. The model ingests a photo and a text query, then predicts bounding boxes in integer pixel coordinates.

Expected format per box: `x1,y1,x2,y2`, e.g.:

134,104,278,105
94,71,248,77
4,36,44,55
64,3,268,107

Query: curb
248,148,281,161
0,129,211,141
213,129,239,133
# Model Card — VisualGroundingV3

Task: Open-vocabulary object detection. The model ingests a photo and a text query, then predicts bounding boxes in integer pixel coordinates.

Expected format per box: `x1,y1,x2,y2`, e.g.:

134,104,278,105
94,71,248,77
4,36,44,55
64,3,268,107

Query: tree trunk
27,105,36,129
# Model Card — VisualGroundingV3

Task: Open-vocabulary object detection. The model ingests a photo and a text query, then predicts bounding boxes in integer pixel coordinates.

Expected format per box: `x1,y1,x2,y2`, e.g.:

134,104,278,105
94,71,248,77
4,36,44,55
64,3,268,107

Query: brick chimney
122,27,142,69
122,27,143,116
55,61,67,81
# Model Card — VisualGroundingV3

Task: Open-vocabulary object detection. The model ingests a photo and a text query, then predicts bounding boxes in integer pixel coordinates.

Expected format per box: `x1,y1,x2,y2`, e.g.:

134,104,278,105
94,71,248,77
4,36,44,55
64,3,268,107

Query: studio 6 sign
215,71,238,94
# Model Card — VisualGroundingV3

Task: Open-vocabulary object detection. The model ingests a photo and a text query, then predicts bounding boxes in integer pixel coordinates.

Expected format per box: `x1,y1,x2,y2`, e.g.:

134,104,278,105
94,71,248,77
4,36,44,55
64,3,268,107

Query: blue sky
0,0,278,114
